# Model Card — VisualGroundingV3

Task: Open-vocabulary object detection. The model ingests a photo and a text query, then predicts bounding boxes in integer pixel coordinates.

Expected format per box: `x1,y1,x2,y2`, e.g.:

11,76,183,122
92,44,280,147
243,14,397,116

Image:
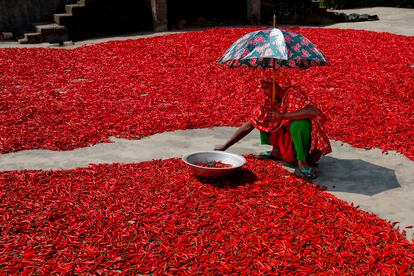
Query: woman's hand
270,105,326,121
303,105,326,121
302,105,320,118
213,121,254,152
214,145,227,151
269,110,284,121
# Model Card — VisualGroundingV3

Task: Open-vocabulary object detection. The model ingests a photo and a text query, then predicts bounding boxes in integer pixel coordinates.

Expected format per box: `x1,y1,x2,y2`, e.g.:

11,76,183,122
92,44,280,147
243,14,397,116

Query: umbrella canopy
218,28,329,69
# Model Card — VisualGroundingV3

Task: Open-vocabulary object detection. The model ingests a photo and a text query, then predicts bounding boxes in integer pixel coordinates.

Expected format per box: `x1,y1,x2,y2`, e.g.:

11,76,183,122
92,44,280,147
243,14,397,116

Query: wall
91,0,153,33
0,0,69,35
261,0,312,24
247,0,262,24
151,0,167,31
167,0,247,28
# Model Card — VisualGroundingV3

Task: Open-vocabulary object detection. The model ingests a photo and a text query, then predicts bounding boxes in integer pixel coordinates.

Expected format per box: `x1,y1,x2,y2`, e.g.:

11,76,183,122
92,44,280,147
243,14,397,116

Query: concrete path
1,7,413,238
322,7,414,36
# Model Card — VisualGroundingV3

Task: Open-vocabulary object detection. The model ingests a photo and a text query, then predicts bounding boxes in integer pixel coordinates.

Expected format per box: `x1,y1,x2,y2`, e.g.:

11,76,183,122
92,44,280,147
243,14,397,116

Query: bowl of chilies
182,151,246,178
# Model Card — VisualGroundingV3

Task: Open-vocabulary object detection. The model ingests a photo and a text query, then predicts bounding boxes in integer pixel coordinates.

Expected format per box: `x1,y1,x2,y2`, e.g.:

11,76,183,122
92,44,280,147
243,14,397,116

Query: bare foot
298,160,311,170
297,160,318,179
214,145,226,151
270,147,282,159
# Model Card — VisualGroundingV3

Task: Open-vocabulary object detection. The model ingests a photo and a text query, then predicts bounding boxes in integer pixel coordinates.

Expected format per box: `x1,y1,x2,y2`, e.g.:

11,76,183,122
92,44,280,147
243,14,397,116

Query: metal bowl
182,151,246,178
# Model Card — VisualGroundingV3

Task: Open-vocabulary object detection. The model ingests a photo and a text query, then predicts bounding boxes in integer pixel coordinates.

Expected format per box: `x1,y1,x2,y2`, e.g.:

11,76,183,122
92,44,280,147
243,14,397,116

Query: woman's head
260,79,272,91
260,79,284,101
260,69,292,89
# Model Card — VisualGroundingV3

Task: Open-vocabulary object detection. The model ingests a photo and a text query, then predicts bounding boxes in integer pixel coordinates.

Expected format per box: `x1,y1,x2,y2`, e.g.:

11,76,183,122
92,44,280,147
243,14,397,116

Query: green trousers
260,119,311,161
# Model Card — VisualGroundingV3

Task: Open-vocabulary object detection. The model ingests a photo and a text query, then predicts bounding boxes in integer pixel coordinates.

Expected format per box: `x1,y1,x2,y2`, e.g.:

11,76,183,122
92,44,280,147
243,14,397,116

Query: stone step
65,4,85,15
31,21,51,28
54,13,73,25
36,24,69,43
77,0,92,6
18,32,43,44
35,23,66,34
44,32,69,44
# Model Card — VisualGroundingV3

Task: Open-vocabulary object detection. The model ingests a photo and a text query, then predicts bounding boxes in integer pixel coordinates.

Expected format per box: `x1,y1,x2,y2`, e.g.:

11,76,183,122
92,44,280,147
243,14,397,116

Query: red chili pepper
0,28,413,162
1,28,414,273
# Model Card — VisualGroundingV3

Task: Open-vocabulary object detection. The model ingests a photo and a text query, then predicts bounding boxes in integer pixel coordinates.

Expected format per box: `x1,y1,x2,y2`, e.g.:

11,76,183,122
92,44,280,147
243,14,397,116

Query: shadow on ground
197,168,258,189
316,156,400,196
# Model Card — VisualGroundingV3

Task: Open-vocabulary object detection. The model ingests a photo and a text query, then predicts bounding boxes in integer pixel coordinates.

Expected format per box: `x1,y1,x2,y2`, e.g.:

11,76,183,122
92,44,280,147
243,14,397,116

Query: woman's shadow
316,156,400,196
195,156,401,195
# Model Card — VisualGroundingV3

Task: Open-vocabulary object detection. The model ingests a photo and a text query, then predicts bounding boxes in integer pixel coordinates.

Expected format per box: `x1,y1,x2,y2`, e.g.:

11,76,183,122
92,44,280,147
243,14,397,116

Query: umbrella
218,16,329,104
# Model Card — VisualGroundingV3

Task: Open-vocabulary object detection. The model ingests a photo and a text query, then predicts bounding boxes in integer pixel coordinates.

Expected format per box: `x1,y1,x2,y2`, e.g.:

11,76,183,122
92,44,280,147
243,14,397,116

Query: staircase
18,0,89,44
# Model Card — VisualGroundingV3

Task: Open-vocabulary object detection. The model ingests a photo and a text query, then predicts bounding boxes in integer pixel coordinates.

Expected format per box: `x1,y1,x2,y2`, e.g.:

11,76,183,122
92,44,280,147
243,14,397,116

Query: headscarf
260,69,293,91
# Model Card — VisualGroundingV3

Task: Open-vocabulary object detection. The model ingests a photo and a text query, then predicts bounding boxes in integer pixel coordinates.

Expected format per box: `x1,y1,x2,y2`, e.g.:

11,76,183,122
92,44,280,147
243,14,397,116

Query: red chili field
1,157,413,274
0,28,413,159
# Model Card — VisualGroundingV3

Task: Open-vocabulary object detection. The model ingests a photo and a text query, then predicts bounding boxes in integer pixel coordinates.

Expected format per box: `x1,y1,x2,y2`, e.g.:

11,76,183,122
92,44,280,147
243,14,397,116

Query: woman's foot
257,147,282,161
306,150,322,167
296,160,318,180
257,150,282,160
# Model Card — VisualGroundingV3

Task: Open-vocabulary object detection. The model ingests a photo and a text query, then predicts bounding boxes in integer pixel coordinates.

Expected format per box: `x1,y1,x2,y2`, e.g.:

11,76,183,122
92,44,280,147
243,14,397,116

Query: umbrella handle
272,59,276,107
272,14,277,108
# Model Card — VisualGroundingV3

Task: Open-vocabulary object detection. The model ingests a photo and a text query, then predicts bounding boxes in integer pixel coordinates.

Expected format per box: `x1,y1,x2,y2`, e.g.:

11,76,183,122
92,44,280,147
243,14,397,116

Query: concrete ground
322,7,414,36
0,7,413,238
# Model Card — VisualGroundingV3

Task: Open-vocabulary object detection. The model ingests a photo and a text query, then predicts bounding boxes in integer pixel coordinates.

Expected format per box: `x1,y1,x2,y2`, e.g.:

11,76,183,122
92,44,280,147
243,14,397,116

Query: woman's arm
214,121,255,151
270,105,321,121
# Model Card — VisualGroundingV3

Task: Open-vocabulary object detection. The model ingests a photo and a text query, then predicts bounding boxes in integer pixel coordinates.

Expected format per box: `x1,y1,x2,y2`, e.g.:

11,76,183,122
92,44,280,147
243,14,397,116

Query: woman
214,72,331,180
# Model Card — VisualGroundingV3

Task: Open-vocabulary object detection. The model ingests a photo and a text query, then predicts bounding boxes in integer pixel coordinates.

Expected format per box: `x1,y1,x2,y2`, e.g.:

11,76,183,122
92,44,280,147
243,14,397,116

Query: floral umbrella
218,17,329,104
